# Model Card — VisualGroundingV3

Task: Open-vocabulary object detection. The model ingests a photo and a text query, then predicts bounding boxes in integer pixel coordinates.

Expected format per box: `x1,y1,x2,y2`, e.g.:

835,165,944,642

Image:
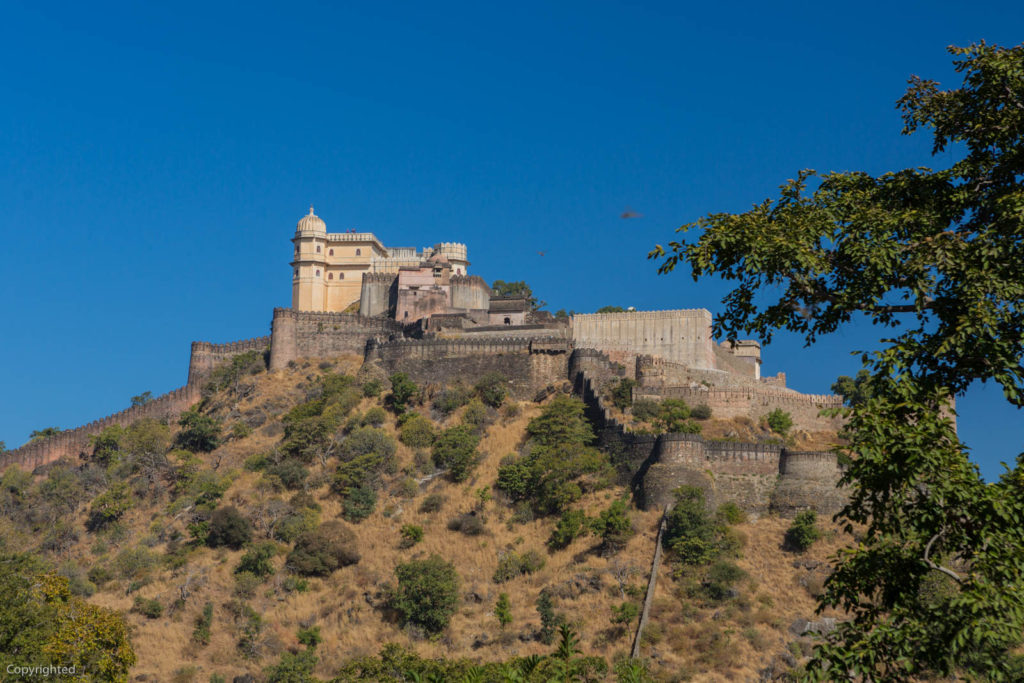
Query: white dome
296,206,326,234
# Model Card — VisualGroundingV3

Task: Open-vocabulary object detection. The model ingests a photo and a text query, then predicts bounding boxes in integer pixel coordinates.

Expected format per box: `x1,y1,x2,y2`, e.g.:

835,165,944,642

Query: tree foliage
496,396,613,515
650,42,1024,679
491,279,545,310
389,555,460,634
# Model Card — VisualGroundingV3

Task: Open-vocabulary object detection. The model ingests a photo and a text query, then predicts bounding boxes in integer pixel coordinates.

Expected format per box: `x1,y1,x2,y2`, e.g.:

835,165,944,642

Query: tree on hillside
596,305,625,313
491,279,545,310
651,42,1024,679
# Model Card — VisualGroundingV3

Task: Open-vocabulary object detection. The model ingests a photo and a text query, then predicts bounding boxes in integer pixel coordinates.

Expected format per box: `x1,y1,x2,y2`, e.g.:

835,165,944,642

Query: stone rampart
571,309,715,370
635,384,844,433
0,384,201,473
366,337,570,399
450,274,490,311
569,348,845,516
188,336,271,385
268,308,403,370
359,273,396,318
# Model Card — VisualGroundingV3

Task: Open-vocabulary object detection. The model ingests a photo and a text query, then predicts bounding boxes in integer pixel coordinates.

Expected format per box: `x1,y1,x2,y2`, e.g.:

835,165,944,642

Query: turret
291,206,328,310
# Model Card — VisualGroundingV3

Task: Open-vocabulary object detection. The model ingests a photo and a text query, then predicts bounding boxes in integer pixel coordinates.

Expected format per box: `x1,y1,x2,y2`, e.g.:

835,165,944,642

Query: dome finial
309,205,314,215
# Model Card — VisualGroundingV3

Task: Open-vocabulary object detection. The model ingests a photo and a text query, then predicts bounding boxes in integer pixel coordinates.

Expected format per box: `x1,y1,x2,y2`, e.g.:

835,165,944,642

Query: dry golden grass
36,356,851,681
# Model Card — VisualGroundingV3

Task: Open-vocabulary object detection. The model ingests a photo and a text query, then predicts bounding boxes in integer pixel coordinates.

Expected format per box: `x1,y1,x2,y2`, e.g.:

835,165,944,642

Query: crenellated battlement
0,384,201,473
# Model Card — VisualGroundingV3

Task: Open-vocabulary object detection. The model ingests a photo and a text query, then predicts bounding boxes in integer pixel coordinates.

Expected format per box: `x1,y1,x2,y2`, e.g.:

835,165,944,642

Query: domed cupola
296,206,327,235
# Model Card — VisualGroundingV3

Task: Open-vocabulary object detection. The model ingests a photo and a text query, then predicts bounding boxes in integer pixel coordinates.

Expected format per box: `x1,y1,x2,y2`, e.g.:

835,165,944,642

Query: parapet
572,308,712,322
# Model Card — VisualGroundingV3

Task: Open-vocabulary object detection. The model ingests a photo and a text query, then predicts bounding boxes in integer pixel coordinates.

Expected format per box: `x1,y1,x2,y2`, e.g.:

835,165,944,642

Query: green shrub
495,592,512,629
419,493,446,513
702,560,747,602
432,425,480,482
663,486,735,566
690,403,713,420
610,378,637,411
610,601,639,625
87,481,133,531
297,625,322,648
536,589,563,645
590,500,634,554
632,399,661,422
87,565,113,586
267,459,309,490
433,385,472,415
447,512,485,536
764,408,794,436
176,409,222,453
461,398,490,430
287,521,361,576
493,550,545,583
474,372,508,408
265,650,317,683
192,602,214,646
361,407,387,427
547,509,588,550
273,508,320,543
362,379,383,398
341,485,377,523
207,507,252,549
235,541,277,578
495,396,613,516
389,555,460,634
114,547,157,580
398,413,436,448
658,399,702,434
132,596,164,619
233,571,262,598
386,373,418,414
399,524,423,548
784,510,822,551
715,502,746,525
204,350,266,396
340,427,396,462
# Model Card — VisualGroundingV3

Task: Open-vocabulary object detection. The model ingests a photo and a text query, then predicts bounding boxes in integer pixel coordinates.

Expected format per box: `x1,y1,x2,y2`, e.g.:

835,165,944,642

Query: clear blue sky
1,1,1021,480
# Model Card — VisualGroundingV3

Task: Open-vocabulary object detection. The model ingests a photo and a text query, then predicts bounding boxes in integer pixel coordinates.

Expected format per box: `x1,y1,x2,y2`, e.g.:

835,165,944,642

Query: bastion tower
290,207,470,313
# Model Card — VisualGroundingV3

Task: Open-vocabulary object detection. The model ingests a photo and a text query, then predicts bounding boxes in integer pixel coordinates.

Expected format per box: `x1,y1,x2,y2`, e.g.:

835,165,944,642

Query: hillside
0,353,850,682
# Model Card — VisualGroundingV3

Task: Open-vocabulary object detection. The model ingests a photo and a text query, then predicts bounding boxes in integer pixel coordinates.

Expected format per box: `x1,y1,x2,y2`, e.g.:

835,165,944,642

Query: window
294,269,298,276
356,248,362,256
328,273,334,280
316,245,321,253
315,269,320,277
504,317,511,325
340,272,345,279
329,249,334,256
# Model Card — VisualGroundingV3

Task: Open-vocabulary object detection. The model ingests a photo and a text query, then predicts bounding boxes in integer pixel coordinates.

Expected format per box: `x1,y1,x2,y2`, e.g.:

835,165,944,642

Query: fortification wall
359,273,396,318
367,337,569,399
450,275,490,311
571,309,715,370
188,336,271,385
635,384,844,433
569,348,845,516
437,323,571,341
268,308,403,370
0,384,201,473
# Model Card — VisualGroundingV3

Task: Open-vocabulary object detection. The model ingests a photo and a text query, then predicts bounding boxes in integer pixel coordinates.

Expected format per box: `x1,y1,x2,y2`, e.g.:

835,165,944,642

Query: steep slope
0,354,848,682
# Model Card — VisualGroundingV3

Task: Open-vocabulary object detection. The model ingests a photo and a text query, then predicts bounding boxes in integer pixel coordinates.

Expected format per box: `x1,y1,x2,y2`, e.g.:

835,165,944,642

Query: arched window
328,273,334,280
356,248,362,256
315,269,320,277
504,317,511,325
329,249,334,256
340,273,345,279
316,245,321,253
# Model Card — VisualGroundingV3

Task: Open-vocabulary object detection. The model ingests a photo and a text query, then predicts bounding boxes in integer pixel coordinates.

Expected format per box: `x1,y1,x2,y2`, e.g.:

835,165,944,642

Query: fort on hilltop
2,208,848,516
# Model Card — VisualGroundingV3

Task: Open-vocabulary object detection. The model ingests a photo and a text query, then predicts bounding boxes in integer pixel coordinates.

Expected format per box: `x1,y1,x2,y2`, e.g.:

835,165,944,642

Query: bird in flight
537,250,546,257
620,208,643,219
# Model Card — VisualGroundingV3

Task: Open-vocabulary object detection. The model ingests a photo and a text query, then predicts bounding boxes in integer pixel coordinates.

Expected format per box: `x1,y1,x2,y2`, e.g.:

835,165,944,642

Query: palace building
290,206,471,313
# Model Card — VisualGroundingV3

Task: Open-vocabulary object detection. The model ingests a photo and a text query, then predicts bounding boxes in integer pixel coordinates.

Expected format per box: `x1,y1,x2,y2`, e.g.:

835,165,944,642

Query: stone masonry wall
188,336,271,385
569,349,845,517
571,310,716,370
367,337,570,400
269,308,403,371
0,384,201,473
635,385,844,433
